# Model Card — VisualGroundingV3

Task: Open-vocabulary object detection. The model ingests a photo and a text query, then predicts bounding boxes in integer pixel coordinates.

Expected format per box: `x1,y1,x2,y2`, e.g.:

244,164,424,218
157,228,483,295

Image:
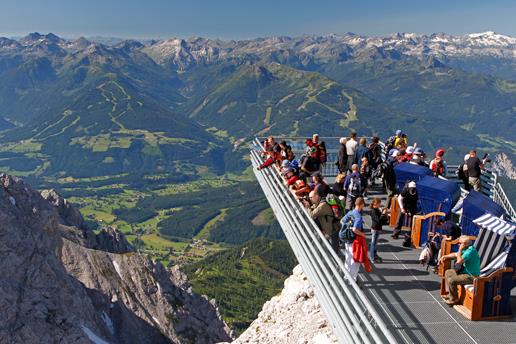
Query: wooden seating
410,211,445,248
437,236,476,278
439,214,515,321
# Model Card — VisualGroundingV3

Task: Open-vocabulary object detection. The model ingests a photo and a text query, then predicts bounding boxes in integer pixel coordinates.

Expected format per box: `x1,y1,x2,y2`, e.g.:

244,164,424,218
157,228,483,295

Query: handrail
256,136,514,219
447,165,516,220
257,136,385,178
251,139,397,344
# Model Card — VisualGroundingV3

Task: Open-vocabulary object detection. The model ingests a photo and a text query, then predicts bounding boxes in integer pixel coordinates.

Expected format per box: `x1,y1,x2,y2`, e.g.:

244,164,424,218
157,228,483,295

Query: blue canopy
416,175,461,215
461,190,506,236
394,162,433,192
414,175,461,246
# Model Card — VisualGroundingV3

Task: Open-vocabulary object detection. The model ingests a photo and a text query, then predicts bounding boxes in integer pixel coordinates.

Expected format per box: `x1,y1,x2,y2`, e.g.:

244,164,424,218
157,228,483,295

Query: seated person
440,235,480,306
312,172,331,198
299,147,320,181
290,179,312,199
435,219,462,241
302,190,339,251
281,166,298,186
279,140,295,161
428,220,462,272
257,145,283,170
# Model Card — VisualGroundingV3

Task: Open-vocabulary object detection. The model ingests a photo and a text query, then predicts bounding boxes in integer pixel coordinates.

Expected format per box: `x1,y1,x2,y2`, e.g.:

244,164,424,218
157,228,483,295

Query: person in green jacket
440,235,481,306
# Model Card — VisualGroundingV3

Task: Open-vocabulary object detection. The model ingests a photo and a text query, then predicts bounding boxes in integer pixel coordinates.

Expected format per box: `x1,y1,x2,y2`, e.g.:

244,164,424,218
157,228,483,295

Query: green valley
182,238,297,334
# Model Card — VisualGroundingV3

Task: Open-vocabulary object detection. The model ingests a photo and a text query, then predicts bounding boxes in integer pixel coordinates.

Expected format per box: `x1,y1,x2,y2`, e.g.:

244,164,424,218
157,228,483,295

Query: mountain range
0,32,514,171
0,31,515,336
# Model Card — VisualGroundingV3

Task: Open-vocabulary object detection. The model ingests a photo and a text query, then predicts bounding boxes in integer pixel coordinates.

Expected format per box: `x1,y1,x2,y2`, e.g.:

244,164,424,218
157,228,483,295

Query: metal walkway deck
251,137,515,344
359,187,516,344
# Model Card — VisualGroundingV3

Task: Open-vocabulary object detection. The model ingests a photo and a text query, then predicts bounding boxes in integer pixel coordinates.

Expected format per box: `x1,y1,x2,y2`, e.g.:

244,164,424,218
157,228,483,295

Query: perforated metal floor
357,187,516,344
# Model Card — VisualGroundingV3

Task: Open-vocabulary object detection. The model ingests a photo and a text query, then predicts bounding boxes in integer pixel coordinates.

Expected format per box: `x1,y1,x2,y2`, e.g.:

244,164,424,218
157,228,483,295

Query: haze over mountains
0,31,515,175
0,31,515,337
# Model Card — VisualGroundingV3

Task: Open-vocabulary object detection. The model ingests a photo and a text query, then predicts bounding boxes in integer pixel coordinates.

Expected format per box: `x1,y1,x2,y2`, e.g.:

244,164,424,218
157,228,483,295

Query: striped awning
473,213,516,236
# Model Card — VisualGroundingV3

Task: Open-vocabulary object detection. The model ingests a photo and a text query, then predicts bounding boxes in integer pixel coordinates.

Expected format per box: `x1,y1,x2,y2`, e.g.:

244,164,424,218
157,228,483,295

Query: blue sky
1,0,515,39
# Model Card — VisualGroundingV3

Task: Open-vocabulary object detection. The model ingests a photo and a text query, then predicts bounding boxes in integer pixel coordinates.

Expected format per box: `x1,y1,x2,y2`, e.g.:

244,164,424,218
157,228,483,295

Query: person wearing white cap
458,154,471,191
392,181,419,239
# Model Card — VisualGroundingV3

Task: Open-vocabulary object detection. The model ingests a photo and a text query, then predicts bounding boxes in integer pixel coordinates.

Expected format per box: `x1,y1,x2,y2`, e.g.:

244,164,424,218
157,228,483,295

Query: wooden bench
410,211,445,248
439,234,514,321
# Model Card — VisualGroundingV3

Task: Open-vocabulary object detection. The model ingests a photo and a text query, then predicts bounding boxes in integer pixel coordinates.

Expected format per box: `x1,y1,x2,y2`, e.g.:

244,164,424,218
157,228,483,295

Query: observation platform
251,137,516,344
361,184,516,344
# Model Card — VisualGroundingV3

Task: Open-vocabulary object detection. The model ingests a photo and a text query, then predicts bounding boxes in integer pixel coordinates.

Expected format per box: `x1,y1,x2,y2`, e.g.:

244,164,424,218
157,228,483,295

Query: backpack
385,136,396,151
369,143,382,164
339,212,356,245
318,141,327,164
457,163,467,179
432,158,444,176
289,159,300,173
348,174,362,197
379,161,395,184
326,194,344,219
419,240,439,269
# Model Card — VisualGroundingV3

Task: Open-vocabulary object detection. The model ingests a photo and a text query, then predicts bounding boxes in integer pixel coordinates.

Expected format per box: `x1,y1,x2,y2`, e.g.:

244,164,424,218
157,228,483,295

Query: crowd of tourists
257,131,485,301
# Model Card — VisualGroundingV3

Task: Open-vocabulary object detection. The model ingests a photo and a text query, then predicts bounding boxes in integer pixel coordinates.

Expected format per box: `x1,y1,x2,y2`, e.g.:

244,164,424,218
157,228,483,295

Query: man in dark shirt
312,172,331,198
299,147,320,181
436,220,462,240
354,137,372,169
466,150,483,192
337,137,348,173
392,181,418,239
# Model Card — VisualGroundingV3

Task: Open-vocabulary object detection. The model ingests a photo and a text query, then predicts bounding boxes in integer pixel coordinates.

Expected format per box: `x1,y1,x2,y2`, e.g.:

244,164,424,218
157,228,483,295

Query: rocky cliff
0,173,231,344
227,265,337,344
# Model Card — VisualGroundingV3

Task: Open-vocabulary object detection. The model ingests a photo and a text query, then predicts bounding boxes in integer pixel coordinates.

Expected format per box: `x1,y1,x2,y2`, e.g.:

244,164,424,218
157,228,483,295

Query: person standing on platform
340,197,370,283
392,181,418,239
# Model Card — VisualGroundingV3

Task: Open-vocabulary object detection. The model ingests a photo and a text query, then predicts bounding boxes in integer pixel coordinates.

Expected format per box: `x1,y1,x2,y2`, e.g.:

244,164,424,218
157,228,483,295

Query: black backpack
339,212,356,246
348,174,362,197
457,163,467,179
369,143,382,164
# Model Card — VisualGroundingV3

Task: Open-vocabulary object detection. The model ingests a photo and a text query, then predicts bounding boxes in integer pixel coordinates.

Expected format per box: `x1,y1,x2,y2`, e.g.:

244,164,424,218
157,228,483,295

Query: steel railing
447,165,515,220
258,136,385,178
251,138,397,344
257,135,513,219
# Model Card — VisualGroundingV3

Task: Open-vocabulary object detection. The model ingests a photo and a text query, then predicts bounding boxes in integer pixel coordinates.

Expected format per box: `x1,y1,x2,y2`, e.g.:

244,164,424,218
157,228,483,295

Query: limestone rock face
41,188,86,229
0,174,231,344
492,153,516,180
227,265,337,344
94,226,134,254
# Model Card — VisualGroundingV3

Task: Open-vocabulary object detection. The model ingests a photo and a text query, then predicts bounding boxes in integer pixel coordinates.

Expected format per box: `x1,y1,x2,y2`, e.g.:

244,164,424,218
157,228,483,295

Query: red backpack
432,158,444,176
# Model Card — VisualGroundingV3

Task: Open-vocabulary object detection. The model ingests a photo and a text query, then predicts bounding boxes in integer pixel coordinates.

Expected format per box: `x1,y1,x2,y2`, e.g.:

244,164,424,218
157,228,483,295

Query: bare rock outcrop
0,173,231,344
41,188,86,229
228,265,337,344
492,153,516,180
